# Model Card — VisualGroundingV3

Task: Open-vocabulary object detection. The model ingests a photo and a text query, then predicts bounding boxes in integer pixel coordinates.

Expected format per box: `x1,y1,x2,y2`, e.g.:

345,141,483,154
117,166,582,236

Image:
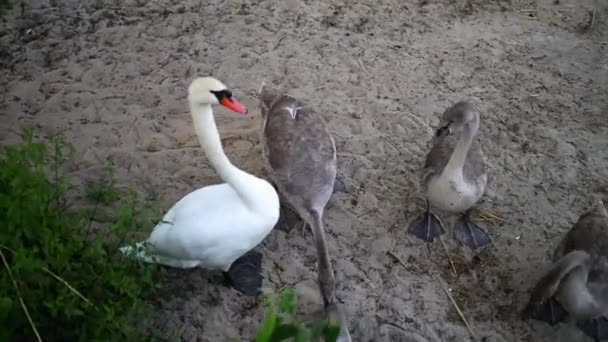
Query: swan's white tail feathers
119,241,152,260
119,242,201,269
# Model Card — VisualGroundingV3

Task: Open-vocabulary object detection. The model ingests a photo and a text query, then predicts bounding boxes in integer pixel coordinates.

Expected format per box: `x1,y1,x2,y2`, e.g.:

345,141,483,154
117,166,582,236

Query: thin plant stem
0,248,42,342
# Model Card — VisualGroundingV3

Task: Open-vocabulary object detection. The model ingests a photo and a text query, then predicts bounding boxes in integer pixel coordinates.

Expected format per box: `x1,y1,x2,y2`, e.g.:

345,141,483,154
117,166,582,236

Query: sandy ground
2,0,608,341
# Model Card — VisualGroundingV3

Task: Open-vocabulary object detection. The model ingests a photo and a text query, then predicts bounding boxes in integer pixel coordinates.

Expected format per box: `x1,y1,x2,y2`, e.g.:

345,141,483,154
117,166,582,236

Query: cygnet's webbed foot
577,317,608,342
274,204,301,233
454,210,492,249
223,250,263,296
333,176,348,194
408,202,445,242
522,296,569,325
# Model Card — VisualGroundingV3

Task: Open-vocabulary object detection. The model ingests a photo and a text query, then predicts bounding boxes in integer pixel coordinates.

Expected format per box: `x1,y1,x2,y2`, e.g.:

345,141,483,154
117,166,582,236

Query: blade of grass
434,275,475,340
41,267,91,304
0,244,91,305
0,248,42,342
439,236,457,276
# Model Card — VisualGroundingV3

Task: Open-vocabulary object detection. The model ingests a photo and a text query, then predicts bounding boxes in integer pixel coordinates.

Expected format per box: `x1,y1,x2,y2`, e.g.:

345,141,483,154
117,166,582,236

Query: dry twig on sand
439,236,458,276
474,208,508,224
435,275,476,340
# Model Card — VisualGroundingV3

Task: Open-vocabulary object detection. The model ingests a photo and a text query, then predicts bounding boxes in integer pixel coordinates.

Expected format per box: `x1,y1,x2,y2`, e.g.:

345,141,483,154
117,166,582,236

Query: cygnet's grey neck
558,266,604,320
444,114,479,176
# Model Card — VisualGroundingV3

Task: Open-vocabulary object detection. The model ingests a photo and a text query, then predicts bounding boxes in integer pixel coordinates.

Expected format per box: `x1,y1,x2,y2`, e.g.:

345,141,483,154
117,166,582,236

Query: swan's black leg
223,250,263,296
454,209,492,249
408,200,445,242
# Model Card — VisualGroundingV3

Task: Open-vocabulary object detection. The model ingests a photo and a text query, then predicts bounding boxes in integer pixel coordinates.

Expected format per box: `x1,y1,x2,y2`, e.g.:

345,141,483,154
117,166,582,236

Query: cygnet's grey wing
560,201,608,258
587,256,608,319
420,134,456,188
261,95,337,211
588,256,608,283
462,140,487,187
528,251,592,304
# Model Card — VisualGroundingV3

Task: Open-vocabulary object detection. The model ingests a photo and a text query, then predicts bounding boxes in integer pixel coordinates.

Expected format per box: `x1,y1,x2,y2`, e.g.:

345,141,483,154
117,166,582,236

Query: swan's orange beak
220,96,248,114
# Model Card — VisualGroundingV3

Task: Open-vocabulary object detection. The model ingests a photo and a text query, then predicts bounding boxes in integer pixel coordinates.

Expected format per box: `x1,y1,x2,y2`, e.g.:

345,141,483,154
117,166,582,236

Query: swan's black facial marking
210,89,233,102
210,88,248,114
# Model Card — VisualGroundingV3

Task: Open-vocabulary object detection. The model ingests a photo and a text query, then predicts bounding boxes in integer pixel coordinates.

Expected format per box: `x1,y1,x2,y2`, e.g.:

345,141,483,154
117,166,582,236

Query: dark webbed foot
223,250,263,296
454,210,492,249
408,201,445,242
274,204,302,233
577,317,608,342
333,176,347,194
522,296,569,325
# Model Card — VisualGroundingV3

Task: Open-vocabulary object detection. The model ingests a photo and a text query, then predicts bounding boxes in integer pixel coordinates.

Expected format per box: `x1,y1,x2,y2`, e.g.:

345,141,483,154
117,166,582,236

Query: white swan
120,77,280,296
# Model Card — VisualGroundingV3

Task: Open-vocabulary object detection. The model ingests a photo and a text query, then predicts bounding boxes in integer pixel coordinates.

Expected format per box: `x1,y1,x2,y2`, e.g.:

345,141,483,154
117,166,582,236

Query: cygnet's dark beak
436,125,451,137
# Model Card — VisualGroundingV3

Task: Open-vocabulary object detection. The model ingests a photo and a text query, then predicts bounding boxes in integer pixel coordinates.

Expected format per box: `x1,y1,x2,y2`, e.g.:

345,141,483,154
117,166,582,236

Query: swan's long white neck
444,114,479,178
190,103,257,208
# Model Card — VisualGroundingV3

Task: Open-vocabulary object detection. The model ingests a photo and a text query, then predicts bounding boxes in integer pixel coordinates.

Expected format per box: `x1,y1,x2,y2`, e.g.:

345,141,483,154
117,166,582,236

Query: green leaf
269,323,299,341
323,325,341,342
0,131,166,340
0,297,13,319
255,307,277,342
278,289,296,316
295,329,308,342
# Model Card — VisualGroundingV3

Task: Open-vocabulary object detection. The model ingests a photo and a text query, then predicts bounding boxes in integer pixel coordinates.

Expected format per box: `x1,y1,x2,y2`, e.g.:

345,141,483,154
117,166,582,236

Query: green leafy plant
256,289,341,342
0,0,10,12
0,130,165,341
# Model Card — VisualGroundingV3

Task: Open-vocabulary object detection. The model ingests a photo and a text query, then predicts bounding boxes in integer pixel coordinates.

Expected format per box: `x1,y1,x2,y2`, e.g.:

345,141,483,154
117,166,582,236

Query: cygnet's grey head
436,101,478,137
